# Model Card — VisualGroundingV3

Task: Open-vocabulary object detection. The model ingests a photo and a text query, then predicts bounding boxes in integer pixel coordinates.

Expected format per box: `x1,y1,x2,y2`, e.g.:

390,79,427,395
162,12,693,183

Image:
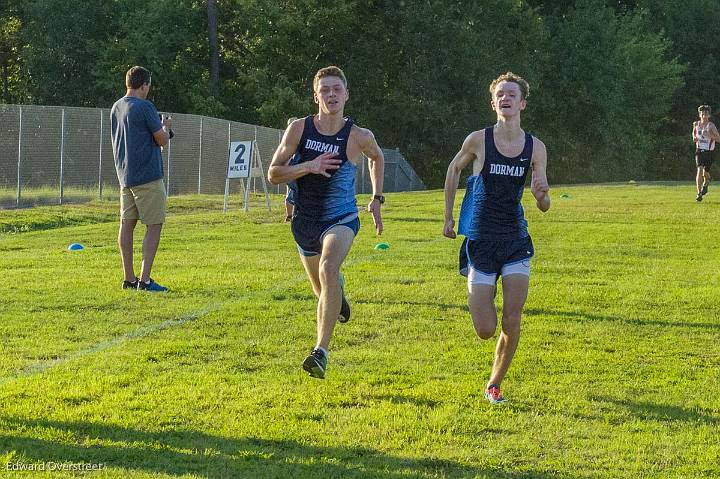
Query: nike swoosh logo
336,137,345,141
520,158,529,162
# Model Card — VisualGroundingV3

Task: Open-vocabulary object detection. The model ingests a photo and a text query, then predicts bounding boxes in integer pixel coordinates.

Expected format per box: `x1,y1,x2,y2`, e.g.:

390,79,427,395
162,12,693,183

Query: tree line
1,0,717,186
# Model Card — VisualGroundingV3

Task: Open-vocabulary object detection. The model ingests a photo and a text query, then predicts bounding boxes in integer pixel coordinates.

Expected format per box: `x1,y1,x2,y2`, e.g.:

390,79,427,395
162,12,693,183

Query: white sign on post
228,141,253,178
223,139,271,213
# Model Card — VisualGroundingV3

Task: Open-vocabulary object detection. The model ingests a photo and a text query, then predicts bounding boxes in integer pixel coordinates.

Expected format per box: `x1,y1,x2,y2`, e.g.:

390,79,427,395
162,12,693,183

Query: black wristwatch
373,194,385,204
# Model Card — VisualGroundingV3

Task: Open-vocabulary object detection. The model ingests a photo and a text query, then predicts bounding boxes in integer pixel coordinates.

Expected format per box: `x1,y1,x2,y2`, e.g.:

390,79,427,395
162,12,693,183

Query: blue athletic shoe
137,279,168,292
122,278,138,290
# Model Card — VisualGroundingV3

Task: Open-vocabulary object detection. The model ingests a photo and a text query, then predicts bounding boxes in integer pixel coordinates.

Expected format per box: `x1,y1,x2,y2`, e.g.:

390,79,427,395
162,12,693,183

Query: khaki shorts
120,179,167,224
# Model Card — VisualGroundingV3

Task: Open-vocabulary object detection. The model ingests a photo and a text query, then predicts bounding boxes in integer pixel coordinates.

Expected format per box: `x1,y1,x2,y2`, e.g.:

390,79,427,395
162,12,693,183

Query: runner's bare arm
531,138,550,212
443,131,484,238
359,128,385,235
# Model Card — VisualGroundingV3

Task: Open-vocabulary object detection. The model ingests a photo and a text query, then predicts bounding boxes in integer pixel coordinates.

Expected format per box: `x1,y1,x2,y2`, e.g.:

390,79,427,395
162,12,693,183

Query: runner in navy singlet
443,72,550,404
692,105,720,202
268,66,385,379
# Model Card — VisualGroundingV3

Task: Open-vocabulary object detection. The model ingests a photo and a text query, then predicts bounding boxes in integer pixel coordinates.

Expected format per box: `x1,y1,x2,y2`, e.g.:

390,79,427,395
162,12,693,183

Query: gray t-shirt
111,96,164,188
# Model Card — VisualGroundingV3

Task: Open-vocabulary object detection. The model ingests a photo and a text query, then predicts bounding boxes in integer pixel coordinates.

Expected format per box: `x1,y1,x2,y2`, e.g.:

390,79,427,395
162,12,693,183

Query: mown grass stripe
0,237,445,387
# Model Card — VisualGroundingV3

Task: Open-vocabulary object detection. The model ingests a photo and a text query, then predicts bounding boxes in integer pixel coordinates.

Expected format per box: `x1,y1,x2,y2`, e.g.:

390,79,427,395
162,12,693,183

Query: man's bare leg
139,224,163,283
118,219,137,282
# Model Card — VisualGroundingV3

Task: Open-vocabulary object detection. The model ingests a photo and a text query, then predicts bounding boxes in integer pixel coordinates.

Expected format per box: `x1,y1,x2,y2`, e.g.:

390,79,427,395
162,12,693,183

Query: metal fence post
60,108,65,205
16,106,22,208
253,125,258,193
198,116,203,195
223,121,230,212
166,136,171,196
98,109,104,199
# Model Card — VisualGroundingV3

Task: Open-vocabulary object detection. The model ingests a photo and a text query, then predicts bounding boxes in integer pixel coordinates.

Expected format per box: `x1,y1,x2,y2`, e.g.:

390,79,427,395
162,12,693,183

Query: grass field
0,184,719,478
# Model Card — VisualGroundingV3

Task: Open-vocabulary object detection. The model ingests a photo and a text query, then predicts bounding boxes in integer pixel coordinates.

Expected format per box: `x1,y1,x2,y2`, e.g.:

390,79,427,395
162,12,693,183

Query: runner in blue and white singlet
443,72,550,405
456,126,535,284
458,126,533,242
293,116,358,224
268,66,385,380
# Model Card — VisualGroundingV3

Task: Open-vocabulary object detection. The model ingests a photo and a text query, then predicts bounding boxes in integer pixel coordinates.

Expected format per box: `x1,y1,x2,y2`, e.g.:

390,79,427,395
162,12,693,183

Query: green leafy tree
532,0,683,183
369,1,545,185
0,0,25,103
21,0,217,114
21,0,118,106
9,0,691,185
90,0,219,114
217,0,544,185
217,0,363,127
0,15,22,103
208,0,220,97
637,0,720,179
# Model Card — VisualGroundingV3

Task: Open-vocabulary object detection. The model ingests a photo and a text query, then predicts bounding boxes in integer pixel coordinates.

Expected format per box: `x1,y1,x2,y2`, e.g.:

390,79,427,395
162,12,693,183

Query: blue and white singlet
294,116,358,222
458,127,533,241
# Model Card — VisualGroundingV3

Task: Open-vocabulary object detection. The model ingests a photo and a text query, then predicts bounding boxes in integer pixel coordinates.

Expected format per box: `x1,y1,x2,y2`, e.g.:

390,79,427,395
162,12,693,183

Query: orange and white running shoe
484,384,507,404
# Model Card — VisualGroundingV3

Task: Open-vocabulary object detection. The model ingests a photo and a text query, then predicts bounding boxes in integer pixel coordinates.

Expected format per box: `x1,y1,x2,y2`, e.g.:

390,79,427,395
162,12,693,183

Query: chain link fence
0,104,424,209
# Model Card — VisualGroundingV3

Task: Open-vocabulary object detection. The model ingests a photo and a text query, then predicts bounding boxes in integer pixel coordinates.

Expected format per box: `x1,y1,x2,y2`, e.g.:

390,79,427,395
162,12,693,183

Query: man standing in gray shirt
111,66,173,292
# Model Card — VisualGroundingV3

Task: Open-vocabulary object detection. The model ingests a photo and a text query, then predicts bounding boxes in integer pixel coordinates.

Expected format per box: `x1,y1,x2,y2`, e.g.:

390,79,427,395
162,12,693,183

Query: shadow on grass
524,308,720,331
0,416,577,479
369,393,440,409
592,397,719,426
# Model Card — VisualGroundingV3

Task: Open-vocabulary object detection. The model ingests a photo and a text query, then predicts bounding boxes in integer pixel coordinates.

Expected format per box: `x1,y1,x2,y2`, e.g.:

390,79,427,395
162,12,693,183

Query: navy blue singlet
294,116,358,221
458,127,533,241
